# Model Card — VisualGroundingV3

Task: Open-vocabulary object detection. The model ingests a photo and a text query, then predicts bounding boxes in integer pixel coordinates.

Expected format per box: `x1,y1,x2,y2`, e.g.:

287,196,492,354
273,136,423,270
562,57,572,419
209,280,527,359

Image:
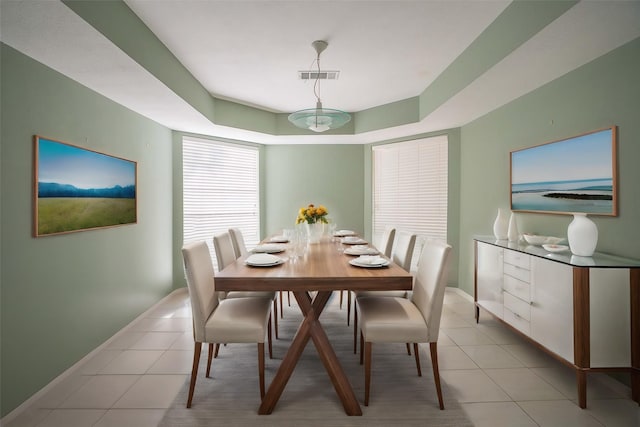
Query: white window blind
183,137,260,270
372,135,448,269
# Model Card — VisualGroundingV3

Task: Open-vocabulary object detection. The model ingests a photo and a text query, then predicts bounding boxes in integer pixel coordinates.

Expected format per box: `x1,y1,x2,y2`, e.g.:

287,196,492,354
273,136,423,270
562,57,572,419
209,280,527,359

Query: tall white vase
493,208,508,240
305,222,324,244
507,212,519,242
567,213,598,256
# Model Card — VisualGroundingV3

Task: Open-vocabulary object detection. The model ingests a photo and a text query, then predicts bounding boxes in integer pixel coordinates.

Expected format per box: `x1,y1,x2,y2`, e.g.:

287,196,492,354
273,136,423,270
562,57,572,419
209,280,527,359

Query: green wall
458,37,640,296
263,145,365,236
0,44,174,416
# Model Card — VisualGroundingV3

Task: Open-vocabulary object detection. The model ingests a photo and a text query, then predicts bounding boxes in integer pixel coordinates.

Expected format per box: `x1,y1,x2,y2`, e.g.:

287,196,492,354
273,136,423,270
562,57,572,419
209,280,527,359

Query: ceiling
2,1,640,144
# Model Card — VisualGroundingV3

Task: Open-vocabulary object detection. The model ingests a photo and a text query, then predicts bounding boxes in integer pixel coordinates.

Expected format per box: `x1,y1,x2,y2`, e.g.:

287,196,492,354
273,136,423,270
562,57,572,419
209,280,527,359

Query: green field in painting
37,198,136,235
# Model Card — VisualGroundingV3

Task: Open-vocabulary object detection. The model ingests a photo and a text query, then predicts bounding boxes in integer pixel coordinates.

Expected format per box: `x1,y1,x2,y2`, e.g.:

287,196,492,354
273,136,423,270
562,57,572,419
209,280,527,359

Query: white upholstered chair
356,239,452,409
213,232,280,340
181,241,273,407
352,231,416,353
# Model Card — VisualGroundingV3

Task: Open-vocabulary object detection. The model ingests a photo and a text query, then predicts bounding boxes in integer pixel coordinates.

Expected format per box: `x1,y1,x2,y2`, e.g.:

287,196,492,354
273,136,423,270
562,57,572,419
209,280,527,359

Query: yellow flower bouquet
296,203,329,224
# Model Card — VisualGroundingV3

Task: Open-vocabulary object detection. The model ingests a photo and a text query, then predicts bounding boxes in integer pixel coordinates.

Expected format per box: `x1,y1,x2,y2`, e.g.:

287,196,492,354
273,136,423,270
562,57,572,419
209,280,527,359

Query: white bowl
523,234,547,245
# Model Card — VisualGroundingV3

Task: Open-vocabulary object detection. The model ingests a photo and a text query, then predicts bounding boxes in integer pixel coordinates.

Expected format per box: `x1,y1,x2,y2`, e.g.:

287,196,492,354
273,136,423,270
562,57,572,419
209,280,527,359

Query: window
183,136,260,270
372,135,448,269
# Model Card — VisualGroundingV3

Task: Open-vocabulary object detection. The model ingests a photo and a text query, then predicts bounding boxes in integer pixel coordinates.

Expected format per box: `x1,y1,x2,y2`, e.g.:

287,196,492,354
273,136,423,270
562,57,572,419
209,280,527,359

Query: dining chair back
229,227,249,258
391,231,417,272
357,239,452,409
213,231,238,271
181,241,273,407
379,226,396,257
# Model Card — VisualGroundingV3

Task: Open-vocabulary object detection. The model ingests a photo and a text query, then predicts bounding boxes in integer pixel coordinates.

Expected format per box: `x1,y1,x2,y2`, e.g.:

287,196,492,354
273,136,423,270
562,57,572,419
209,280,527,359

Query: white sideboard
474,237,640,409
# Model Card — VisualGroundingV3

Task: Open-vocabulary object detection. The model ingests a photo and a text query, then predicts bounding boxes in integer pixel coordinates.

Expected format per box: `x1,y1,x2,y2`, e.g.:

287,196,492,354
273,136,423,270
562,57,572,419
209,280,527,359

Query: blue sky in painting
511,129,613,184
38,138,135,189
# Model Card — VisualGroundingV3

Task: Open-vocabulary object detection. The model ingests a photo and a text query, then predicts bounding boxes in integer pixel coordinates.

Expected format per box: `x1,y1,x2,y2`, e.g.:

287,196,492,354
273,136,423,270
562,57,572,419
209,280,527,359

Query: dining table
214,235,413,416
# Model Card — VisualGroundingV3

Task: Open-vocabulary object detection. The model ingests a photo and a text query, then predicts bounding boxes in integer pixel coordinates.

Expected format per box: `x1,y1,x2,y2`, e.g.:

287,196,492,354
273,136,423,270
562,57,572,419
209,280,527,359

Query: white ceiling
2,1,640,144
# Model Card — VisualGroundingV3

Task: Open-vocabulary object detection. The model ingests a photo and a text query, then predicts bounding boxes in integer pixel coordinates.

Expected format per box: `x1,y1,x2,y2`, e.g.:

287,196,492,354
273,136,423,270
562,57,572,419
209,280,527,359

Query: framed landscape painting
510,126,617,216
34,136,137,236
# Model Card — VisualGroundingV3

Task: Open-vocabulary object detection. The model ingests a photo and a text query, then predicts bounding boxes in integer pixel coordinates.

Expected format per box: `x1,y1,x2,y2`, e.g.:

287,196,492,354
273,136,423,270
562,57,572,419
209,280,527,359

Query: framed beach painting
510,126,617,216
34,136,137,236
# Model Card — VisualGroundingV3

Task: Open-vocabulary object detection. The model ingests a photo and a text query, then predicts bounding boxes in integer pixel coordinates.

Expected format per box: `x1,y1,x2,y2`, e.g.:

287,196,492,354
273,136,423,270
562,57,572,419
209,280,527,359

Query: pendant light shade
288,41,351,132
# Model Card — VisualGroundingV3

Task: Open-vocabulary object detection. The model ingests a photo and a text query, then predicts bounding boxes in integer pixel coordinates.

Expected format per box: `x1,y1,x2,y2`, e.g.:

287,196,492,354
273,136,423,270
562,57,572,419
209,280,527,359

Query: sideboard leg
576,369,587,409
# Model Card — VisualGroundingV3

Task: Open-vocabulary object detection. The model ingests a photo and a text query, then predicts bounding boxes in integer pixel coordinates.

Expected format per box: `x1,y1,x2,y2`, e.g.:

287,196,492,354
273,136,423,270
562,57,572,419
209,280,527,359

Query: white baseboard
446,286,474,302
0,287,188,425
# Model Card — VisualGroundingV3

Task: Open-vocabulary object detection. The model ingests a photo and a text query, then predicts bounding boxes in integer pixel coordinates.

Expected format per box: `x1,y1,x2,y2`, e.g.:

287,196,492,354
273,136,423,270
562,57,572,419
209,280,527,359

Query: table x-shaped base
258,290,363,415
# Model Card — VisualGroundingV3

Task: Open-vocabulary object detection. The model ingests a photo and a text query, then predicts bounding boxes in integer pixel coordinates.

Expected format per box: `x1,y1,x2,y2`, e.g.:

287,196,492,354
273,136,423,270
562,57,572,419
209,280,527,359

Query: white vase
507,212,519,242
305,222,324,244
567,213,598,256
492,208,508,240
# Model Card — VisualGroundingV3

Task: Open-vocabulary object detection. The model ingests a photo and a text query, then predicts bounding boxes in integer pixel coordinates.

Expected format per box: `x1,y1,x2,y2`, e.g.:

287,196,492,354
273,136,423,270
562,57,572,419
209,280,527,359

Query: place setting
251,243,287,253
341,235,368,245
244,253,285,267
333,229,356,237
348,254,390,268
343,244,379,256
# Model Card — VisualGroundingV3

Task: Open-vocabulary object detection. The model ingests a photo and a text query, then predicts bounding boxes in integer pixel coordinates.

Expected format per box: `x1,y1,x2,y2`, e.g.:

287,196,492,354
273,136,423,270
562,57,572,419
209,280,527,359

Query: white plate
245,253,284,267
334,229,356,237
349,256,390,268
269,235,289,243
342,237,367,245
344,245,379,256
252,244,286,254
542,244,569,253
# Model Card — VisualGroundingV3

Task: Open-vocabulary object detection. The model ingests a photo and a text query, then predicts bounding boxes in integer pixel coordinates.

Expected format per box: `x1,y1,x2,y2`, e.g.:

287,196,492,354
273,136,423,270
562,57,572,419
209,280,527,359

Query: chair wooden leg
364,341,372,406
287,290,291,306
279,291,284,318
360,331,364,365
413,343,422,376
347,291,351,326
430,342,444,410
206,343,214,377
214,343,220,358
258,342,265,399
273,300,279,339
406,343,412,355
187,342,202,408
339,290,343,308
267,314,273,359
353,305,358,354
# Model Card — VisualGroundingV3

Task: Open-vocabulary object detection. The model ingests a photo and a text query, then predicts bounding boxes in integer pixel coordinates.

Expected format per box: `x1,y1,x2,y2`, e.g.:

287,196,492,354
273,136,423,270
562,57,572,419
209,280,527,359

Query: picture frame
34,136,138,236
510,126,617,216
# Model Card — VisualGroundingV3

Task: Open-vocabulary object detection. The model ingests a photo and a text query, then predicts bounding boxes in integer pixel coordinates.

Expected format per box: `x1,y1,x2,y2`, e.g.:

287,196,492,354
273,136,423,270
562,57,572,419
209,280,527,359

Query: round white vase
493,208,508,240
567,213,598,256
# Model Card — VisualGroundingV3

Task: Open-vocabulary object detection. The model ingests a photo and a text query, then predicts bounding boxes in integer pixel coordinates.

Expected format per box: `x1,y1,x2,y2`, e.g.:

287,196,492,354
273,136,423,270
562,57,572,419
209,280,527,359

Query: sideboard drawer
504,250,530,270
504,307,531,335
504,263,530,283
504,291,530,321
503,274,530,303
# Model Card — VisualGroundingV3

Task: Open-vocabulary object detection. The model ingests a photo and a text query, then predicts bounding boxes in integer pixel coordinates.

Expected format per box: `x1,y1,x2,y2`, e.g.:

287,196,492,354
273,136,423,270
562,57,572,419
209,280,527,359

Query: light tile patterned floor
3,288,639,426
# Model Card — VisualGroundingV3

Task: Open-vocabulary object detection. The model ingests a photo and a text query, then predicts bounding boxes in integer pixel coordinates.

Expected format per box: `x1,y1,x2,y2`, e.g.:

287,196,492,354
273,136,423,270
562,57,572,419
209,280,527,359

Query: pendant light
288,40,351,132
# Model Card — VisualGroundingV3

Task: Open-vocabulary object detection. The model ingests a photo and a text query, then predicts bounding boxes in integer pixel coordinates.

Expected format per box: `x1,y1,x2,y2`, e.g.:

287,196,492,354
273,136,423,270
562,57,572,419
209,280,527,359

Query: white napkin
253,243,285,253
343,236,361,242
356,255,386,265
269,235,289,242
347,245,378,255
245,253,281,265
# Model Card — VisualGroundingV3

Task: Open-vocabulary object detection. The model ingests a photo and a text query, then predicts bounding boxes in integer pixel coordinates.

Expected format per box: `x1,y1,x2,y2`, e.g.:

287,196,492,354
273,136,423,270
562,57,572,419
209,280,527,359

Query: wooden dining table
215,236,413,416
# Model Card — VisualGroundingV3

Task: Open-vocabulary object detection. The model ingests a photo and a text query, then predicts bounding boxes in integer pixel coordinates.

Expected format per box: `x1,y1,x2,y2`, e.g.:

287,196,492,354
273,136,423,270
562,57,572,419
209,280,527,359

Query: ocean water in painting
512,178,613,213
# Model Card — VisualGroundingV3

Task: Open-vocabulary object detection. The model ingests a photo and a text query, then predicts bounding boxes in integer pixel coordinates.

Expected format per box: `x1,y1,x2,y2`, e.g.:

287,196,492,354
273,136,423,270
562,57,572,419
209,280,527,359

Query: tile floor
3,288,639,427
